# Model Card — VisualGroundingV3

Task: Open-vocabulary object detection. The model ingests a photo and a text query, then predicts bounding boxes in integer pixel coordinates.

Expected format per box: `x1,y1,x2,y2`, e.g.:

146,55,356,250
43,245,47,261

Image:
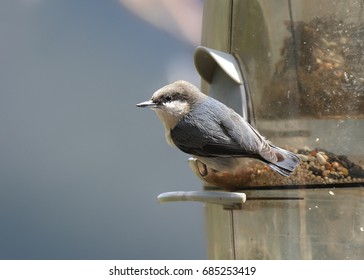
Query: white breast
153,100,190,147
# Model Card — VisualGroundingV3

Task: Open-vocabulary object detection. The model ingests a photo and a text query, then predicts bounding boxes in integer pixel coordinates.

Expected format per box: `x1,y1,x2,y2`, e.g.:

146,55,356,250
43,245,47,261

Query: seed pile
193,148,364,189
246,147,364,188
261,17,364,119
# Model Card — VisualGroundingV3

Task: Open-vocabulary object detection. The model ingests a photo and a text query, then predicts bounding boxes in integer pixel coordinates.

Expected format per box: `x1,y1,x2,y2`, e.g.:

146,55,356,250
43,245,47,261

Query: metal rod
157,191,246,207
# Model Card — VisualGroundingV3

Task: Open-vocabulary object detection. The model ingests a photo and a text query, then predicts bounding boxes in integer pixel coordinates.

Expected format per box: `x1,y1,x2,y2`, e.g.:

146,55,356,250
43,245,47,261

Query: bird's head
136,80,205,130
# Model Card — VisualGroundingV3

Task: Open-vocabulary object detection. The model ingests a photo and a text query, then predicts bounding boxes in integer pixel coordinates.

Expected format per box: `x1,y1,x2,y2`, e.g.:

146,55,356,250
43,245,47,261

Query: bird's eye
165,95,172,102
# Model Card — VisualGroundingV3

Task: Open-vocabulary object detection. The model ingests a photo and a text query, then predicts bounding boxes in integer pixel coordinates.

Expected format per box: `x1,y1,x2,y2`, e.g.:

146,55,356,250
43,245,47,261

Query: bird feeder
192,0,364,259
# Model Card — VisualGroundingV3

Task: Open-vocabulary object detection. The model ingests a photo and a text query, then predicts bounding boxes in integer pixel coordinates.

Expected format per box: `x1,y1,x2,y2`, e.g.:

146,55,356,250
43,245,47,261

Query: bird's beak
136,100,158,108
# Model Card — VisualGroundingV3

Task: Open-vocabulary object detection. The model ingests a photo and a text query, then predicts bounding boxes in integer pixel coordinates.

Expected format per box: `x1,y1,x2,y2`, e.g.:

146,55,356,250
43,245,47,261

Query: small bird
137,80,300,176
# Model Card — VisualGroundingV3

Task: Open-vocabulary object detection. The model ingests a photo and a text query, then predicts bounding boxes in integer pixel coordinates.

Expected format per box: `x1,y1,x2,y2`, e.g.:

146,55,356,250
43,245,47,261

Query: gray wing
171,100,276,161
220,109,278,162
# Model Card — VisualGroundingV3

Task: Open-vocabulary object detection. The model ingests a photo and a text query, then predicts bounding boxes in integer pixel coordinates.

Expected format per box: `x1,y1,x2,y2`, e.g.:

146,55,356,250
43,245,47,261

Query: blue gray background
0,0,205,259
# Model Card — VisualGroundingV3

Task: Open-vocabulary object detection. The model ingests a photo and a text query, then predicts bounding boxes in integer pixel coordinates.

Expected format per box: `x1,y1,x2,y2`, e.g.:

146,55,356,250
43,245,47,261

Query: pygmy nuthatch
137,80,300,177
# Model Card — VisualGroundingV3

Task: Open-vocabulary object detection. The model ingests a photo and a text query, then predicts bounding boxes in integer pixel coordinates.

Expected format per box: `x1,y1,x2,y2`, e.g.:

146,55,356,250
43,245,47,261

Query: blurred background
0,0,206,259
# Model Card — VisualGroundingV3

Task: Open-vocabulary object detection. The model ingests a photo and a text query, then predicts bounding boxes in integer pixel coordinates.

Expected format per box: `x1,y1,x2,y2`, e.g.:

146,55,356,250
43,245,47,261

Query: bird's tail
267,145,301,176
